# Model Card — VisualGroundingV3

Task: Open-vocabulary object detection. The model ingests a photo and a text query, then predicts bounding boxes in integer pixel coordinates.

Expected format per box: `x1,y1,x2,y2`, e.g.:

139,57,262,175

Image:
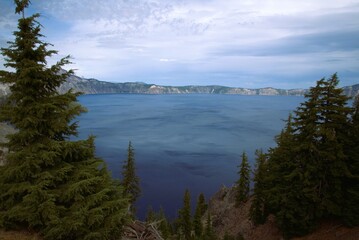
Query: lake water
75,94,304,219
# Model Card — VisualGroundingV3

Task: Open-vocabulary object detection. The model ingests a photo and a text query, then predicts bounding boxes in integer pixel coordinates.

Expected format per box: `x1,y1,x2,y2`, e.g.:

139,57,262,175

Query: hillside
343,83,359,97
206,185,359,240
1,73,358,98
57,74,309,95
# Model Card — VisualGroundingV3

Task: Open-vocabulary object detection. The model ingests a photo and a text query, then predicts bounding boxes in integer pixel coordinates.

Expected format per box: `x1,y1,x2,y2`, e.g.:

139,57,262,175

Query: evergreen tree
145,206,173,239
158,207,173,239
265,114,312,237
177,189,192,240
0,2,129,239
193,193,207,238
250,149,268,225
265,74,355,238
342,95,359,225
122,141,140,216
203,213,216,240
294,74,351,217
145,205,156,223
235,152,250,205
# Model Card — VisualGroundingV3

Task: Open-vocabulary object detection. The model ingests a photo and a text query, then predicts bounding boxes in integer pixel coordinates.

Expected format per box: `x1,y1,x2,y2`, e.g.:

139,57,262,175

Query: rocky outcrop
56,77,311,96
343,84,359,98
0,72,358,98
205,185,281,240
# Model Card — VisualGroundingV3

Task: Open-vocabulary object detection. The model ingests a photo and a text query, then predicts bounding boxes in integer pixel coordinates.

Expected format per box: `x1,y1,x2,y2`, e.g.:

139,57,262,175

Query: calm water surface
76,94,304,219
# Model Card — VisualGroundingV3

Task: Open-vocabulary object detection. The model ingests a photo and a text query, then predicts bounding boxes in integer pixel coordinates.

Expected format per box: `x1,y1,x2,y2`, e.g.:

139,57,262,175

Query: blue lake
75,94,304,219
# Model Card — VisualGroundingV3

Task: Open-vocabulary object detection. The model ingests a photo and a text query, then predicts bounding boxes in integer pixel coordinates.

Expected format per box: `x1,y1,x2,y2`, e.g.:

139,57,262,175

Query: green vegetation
0,1,129,239
121,141,140,216
203,213,216,240
176,189,192,239
0,2,357,240
193,193,207,238
259,74,359,238
249,149,268,225
142,191,212,239
235,152,250,205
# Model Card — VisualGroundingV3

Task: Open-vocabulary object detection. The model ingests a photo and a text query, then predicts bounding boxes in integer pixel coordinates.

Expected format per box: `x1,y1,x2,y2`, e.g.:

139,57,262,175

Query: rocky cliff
0,73,358,98
57,74,310,96
343,84,359,97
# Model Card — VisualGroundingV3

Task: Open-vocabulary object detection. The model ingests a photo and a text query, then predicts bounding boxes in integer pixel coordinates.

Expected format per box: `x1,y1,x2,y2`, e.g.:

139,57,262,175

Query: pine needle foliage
121,141,140,216
203,213,216,240
176,189,192,240
264,74,358,238
250,149,268,225
235,152,250,206
193,193,207,238
0,1,129,239
342,95,359,226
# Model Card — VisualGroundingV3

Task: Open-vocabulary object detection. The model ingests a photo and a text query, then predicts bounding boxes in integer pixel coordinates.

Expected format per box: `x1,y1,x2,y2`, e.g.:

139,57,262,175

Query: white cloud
1,0,358,88
159,58,176,62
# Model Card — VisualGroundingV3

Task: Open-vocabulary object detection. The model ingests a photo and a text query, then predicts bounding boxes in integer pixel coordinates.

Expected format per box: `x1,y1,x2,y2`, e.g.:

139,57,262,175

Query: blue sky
1,0,359,89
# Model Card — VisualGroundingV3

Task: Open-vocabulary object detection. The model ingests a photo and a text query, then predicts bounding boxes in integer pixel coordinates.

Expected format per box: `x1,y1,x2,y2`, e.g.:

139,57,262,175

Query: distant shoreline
1,73,358,98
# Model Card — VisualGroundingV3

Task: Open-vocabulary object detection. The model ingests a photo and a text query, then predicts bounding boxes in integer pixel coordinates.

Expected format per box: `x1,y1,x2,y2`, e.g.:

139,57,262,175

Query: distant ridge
1,72,358,98
57,73,359,97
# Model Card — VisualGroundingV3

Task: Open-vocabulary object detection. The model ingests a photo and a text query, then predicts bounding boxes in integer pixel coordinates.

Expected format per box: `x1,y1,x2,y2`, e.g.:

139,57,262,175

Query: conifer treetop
15,0,30,17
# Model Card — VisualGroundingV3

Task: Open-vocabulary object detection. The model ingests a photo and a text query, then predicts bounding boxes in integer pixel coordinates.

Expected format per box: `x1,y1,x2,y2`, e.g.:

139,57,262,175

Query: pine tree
265,114,312,237
145,205,157,223
0,2,129,239
145,206,173,239
193,193,207,238
177,189,192,240
235,152,250,205
250,149,268,225
293,74,351,219
342,95,359,225
264,74,354,238
158,207,173,239
203,213,216,240
122,141,140,216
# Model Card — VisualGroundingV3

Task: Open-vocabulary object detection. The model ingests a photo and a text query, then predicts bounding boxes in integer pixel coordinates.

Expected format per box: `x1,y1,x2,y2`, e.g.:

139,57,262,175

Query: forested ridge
0,1,358,240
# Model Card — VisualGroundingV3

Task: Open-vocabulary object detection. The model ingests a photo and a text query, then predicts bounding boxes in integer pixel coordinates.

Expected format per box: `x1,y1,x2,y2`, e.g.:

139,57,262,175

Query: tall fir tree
292,74,351,220
203,213,216,240
235,152,250,206
122,141,140,216
193,193,207,238
265,114,312,237
342,95,359,225
249,149,268,225
265,74,355,238
177,189,192,240
157,207,173,239
0,1,129,239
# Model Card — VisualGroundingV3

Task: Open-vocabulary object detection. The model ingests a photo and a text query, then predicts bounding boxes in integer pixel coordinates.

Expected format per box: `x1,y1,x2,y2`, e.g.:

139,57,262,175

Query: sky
1,0,359,89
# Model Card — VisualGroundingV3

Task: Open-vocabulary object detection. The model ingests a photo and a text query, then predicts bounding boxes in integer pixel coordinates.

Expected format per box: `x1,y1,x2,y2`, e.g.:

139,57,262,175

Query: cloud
1,0,359,88
159,58,176,62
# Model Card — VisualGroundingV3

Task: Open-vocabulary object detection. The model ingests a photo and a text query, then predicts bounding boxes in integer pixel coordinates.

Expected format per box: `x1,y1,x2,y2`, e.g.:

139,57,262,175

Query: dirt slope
206,185,359,240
